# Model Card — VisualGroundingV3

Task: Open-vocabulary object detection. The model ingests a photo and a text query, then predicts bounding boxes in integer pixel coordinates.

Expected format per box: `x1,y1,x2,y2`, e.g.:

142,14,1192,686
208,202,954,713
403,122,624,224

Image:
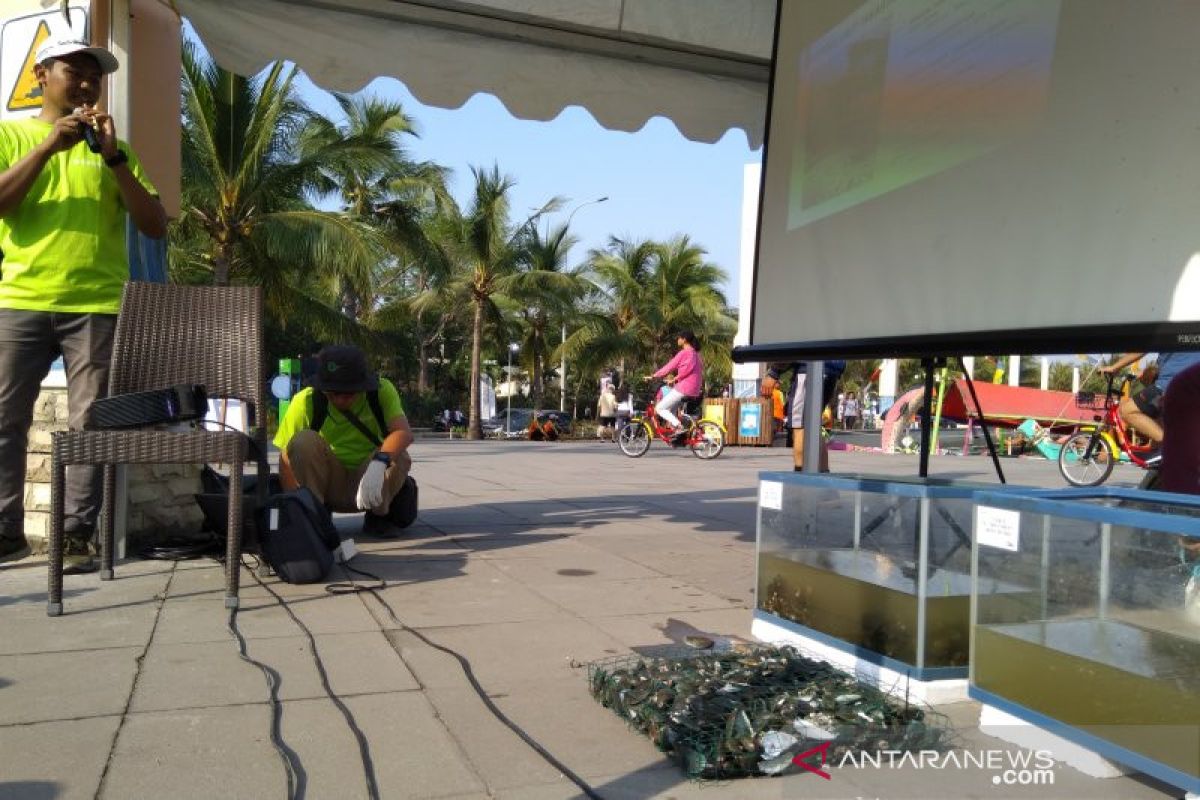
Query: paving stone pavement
0,438,1186,800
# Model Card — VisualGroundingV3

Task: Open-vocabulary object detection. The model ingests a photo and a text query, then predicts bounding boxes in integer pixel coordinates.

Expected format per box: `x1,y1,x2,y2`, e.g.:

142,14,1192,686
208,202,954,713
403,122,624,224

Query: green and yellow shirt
274,380,406,470
0,118,157,314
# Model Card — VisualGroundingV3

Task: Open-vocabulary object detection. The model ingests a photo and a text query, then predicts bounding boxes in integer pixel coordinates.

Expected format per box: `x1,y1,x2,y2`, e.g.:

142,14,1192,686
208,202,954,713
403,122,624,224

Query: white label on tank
760,481,783,511
976,505,1020,551
269,508,279,531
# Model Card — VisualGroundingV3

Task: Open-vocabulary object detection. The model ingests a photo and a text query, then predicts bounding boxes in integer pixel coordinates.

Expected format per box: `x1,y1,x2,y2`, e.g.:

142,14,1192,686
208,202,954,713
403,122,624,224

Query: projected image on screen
746,0,1200,360
790,0,1060,229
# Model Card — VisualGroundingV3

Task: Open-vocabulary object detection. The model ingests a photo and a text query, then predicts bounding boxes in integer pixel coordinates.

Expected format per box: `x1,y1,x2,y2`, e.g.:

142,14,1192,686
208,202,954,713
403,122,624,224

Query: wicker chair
47,282,267,615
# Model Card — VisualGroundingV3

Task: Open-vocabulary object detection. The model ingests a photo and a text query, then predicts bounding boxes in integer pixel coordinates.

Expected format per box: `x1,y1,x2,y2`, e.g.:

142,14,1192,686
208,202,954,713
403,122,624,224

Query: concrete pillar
1040,357,1050,390
1008,355,1021,387
962,356,975,377
879,359,898,415
1072,367,1080,393
732,163,762,399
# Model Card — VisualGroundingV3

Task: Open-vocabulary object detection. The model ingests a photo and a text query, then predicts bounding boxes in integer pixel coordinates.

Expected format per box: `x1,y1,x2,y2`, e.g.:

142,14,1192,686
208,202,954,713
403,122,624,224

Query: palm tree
172,43,382,342
567,235,735,397
435,165,555,439
508,223,587,409
563,236,659,383
640,235,735,377
299,93,452,324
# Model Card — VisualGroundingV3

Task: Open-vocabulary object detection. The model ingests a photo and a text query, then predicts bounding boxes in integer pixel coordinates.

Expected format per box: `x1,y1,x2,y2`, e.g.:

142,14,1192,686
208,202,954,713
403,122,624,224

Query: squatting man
273,345,416,536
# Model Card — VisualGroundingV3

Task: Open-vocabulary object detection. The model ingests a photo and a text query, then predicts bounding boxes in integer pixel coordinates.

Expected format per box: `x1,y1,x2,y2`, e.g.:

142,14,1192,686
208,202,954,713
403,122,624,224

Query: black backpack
256,487,341,583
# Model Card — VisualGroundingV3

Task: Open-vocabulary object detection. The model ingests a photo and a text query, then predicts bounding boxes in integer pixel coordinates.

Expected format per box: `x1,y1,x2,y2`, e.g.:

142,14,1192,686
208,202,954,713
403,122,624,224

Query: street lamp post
561,196,608,411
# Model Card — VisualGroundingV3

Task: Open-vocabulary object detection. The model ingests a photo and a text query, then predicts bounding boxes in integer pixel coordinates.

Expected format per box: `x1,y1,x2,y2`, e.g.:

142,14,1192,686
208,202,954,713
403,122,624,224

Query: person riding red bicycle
1098,351,1200,463
647,330,703,439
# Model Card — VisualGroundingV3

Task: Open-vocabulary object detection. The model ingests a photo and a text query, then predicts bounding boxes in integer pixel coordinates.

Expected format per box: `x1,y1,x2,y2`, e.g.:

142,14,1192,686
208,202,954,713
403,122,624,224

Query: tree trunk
467,299,484,440
531,354,543,410
213,244,231,287
416,315,429,394
530,317,545,409
414,274,432,393
340,278,361,320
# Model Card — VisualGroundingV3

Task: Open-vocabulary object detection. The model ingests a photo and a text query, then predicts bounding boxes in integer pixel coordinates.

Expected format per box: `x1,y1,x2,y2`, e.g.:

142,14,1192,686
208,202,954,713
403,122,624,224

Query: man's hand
41,113,89,155
82,107,119,159
356,460,386,510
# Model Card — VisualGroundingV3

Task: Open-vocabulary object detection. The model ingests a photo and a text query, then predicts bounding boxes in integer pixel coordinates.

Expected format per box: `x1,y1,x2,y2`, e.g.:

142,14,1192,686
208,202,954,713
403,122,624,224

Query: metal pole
506,346,513,427
1099,522,1111,619
802,361,825,472
560,197,607,413
919,358,935,478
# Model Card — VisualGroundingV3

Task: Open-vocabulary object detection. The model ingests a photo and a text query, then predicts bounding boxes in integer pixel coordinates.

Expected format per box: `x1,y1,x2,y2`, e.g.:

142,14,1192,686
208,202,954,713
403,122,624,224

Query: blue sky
293,72,761,306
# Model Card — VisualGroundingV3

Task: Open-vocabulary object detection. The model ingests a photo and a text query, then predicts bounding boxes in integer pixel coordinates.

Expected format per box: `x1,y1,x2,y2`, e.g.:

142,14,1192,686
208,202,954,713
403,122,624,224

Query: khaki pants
285,430,411,515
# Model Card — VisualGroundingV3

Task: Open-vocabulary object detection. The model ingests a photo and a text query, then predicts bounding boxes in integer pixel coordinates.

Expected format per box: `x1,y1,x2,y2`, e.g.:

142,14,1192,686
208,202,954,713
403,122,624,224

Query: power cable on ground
247,558,382,800
333,562,604,799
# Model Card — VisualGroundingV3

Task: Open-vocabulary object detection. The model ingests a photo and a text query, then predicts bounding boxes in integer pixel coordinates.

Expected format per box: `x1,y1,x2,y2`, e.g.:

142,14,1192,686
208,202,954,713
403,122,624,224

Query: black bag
195,465,282,545
256,487,340,584
391,475,419,528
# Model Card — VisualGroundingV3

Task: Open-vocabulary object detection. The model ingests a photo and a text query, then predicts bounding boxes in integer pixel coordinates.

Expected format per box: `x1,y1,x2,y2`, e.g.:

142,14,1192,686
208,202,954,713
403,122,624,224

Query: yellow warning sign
6,19,49,112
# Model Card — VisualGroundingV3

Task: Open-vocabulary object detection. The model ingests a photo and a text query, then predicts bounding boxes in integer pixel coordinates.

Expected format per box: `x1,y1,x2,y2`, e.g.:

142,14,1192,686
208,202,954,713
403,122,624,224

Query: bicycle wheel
690,420,725,460
618,420,652,457
1058,431,1116,487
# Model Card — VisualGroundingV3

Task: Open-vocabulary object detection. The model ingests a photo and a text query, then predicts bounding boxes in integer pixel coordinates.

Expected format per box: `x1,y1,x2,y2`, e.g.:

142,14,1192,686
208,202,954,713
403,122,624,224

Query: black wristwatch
104,150,128,168
372,452,392,467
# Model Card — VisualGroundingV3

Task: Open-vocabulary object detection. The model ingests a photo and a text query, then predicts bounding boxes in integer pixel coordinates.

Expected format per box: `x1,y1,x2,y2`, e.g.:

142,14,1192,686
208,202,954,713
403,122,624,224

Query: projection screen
739,0,1200,361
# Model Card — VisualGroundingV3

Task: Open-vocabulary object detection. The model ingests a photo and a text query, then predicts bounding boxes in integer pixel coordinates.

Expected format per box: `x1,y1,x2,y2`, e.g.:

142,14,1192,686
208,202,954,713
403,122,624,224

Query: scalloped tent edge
173,0,773,149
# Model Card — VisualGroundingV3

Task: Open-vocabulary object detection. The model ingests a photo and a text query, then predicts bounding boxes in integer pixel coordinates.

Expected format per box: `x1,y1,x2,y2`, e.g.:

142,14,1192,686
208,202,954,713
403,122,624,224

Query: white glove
356,459,387,510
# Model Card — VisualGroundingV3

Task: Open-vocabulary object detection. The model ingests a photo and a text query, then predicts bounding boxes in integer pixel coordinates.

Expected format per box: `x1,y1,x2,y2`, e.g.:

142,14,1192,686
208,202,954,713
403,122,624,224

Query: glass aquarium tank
755,472,1025,681
971,488,1200,796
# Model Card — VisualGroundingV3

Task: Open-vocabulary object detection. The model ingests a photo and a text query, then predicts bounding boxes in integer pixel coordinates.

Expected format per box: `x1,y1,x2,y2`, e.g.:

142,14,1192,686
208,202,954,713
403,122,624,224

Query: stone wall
25,388,205,552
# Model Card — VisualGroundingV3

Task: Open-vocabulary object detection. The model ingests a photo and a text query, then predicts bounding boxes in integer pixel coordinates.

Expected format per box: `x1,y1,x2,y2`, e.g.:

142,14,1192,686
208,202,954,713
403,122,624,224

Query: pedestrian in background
597,383,618,442
843,394,859,430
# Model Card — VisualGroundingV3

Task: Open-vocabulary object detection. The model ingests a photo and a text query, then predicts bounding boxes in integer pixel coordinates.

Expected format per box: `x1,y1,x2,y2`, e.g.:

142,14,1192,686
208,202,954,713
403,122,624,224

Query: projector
87,384,208,430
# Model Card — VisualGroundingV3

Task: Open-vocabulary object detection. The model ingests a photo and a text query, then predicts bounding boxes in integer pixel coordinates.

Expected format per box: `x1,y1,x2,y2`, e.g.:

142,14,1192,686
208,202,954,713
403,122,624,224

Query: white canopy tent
172,0,774,147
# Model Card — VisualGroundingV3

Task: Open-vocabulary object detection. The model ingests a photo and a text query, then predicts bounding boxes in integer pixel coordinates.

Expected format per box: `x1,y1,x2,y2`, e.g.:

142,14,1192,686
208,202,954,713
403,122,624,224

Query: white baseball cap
35,37,119,75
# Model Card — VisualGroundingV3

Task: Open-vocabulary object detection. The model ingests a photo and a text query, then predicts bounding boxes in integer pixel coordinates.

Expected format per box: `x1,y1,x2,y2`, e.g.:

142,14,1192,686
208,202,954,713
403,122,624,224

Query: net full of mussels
587,645,946,780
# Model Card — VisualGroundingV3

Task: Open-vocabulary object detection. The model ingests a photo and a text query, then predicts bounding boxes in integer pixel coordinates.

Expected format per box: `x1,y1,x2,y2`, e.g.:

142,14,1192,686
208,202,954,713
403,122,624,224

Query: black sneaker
362,512,399,539
0,536,30,563
387,477,419,529
63,536,97,574
0,516,29,563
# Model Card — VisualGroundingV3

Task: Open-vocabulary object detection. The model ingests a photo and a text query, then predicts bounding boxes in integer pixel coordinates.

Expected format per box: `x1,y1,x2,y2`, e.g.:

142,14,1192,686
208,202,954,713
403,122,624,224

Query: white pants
656,388,687,428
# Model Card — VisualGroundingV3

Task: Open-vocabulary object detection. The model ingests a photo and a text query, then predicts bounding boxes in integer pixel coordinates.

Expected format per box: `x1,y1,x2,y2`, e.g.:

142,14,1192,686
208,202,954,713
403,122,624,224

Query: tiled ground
0,439,1184,800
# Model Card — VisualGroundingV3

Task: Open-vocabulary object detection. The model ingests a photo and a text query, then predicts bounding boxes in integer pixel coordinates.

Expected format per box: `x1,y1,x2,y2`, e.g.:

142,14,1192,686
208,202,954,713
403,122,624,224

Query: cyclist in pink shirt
650,330,704,432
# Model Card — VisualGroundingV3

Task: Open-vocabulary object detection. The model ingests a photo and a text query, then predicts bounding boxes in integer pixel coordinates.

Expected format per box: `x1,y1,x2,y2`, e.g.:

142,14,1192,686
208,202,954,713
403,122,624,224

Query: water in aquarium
758,548,975,667
975,619,1200,779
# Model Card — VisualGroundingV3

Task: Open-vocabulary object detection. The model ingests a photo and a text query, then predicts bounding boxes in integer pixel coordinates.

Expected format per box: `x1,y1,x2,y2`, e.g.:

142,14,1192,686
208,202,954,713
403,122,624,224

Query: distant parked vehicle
482,408,534,438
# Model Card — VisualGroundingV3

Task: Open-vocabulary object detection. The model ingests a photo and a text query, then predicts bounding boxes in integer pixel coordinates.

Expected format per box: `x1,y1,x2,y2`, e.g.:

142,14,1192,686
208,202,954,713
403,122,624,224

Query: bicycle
1058,373,1157,487
617,391,726,459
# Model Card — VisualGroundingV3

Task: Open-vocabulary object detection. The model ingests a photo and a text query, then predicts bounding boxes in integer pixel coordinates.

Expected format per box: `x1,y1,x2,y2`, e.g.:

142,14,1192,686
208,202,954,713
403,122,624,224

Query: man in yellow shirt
274,346,416,537
0,39,165,568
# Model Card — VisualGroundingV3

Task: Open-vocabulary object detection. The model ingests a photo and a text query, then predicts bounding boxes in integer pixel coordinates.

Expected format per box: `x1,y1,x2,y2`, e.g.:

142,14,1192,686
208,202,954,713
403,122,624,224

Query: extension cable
249,560,382,800
224,555,603,800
